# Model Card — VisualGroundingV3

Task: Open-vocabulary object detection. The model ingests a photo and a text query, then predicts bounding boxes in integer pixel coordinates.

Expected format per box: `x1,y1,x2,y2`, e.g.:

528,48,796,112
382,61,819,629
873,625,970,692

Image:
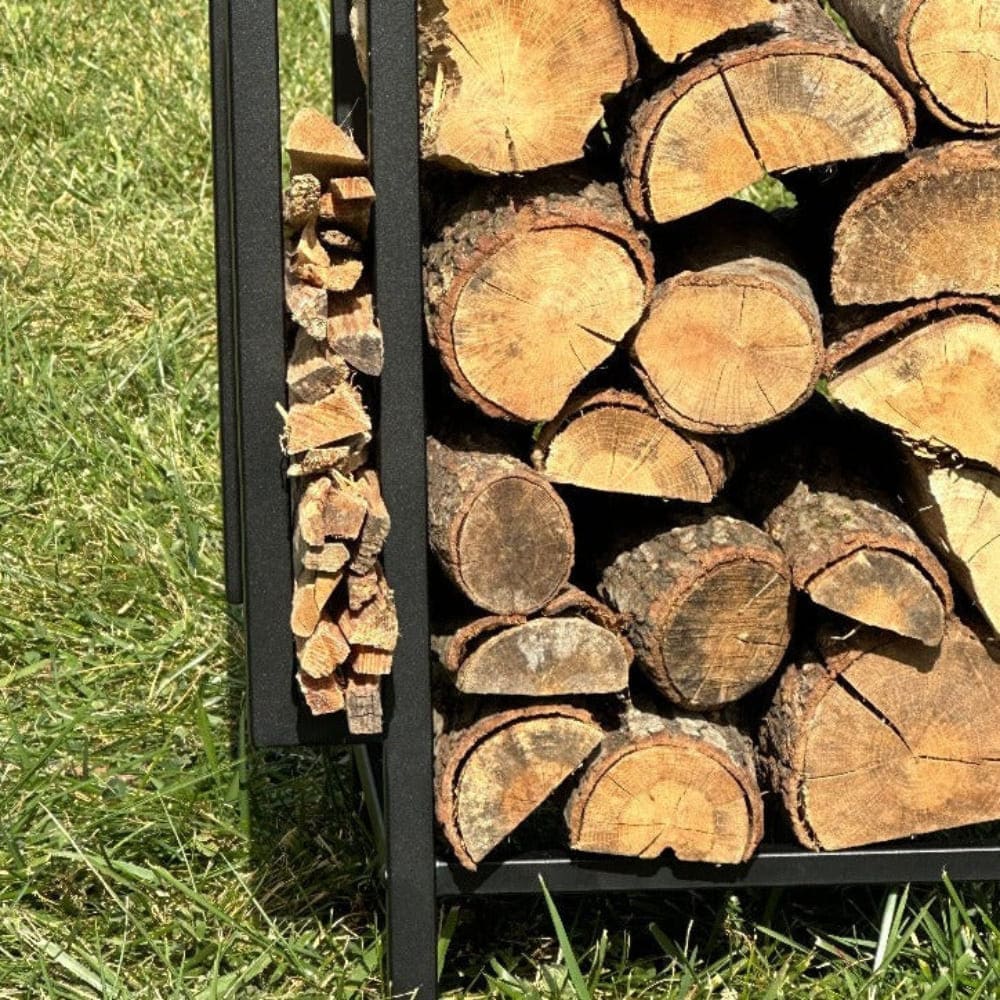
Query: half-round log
532,390,728,500
425,178,654,422
567,708,763,863
832,141,1000,305
623,0,916,223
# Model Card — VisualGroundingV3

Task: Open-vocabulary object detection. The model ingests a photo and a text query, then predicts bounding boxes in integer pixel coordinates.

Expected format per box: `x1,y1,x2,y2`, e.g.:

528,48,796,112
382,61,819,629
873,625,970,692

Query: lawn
1,1,999,997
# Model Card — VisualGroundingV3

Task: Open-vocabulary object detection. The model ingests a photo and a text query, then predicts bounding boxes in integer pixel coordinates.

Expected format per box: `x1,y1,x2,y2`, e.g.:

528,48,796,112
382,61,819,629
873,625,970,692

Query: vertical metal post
209,0,243,606
367,0,439,995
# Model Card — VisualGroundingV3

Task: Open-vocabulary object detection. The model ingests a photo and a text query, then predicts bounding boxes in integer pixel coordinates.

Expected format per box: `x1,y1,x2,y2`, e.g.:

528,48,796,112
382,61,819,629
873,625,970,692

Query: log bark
440,588,633,696
436,704,604,870
621,0,782,64
761,621,1000,851
828,0,1000,134
532,390,728,501
632,257,823,434
905,457,1000,636
327,289,383,377
827,298,1000,470
566,707,763,863
344,667,383,735
419,0,636,173
600,516,793,709
286,108,366,184
427,436,575,614
351,470,391,575
287,330,349,404
832,140,1000,305
284,384,371,454
424,177,654,423
765,482,953,644
623,0,916,222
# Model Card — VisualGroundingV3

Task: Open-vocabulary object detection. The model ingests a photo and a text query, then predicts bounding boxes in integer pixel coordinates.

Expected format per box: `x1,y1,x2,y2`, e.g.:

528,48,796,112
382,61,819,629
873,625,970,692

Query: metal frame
211,3,999,997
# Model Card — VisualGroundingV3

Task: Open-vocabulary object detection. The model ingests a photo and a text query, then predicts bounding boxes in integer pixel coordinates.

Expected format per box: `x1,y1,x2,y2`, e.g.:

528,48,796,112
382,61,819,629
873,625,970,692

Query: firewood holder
210,2,1000,995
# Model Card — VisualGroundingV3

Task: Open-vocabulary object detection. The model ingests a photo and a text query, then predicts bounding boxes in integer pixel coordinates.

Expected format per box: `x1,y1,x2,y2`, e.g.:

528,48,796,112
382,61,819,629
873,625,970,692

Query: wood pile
282,108,396,735
415,0,1000,870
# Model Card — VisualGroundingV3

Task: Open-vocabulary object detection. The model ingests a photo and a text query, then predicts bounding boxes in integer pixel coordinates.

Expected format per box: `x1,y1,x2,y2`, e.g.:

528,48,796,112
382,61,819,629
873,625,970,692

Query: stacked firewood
282,108,397,735
417,0,1000,870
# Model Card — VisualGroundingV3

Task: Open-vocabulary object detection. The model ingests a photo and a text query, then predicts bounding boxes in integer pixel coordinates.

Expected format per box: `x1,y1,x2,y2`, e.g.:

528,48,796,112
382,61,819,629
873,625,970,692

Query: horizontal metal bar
436,845,1000,897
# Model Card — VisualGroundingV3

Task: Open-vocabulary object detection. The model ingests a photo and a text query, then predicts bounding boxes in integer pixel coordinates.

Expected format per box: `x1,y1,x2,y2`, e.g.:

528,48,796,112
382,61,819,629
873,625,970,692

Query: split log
600,516,793,709
287,108,366,184
621,0,781,64
320,176,375,239
632,258,823,434
348,568,381,612
427,437,575,614
436,705,604,870
419,0,636,173
286,443,368,478
284,271,327,342
296,474,368,549
350,646,394,677
300,541,351,575
284,383,371,454
532,390,728,501
290,569,342,639
765,483,953,645
337,569,399,652
344,667,383,735
297,672,345,716
566,708,763,863
828,0,1000,134
328,290,383,377
289,222,364,293
905,458,1000,636
827,298,1000,470
623,0,915,223
425,178,654,423
296,617,351,679
352,470,391,576
761,621,1000,851
287,330,349,404
440,589,633,696
832,140,1000,305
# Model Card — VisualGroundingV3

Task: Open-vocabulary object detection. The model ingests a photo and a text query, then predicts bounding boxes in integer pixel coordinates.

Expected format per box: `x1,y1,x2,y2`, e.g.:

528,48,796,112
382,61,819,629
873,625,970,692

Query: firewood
290,569,342,639
440,588,633,696
419,0,635,173
621,0,781,63
284,383,371,454
289,222,364,292
600,516,793,710
344,667,383,735
300,541,351,575
827,298,1000,470
765,482,953,645
832,140,1000,305
436,705,604,870
283,173,321,229
350,645,394,677
348,568,381,611
352,470,391,575
296,617,351,679
284,271,327,342
286,107,366,183
337,569,399,652
297,672,345,716
324,474,369,540
828,0,1000,134
424,177,654,423
286,443,369,478
566,707,763,863
287,330,349,404
323,176,375,239
328,290,384,377
427,436,575,615
296,477,331,546
761,621,1000,851
532,390,728,501
623,0,915,223
905,457,1000,636
318,228,363,255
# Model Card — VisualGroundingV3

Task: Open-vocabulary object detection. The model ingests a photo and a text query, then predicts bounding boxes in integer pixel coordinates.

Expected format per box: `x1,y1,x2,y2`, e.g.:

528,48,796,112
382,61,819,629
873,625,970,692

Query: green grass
2,1,1000,997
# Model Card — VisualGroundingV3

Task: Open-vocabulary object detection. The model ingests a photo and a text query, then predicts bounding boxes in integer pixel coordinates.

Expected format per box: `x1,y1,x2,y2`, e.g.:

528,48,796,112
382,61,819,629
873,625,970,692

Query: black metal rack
210,3,1000,996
